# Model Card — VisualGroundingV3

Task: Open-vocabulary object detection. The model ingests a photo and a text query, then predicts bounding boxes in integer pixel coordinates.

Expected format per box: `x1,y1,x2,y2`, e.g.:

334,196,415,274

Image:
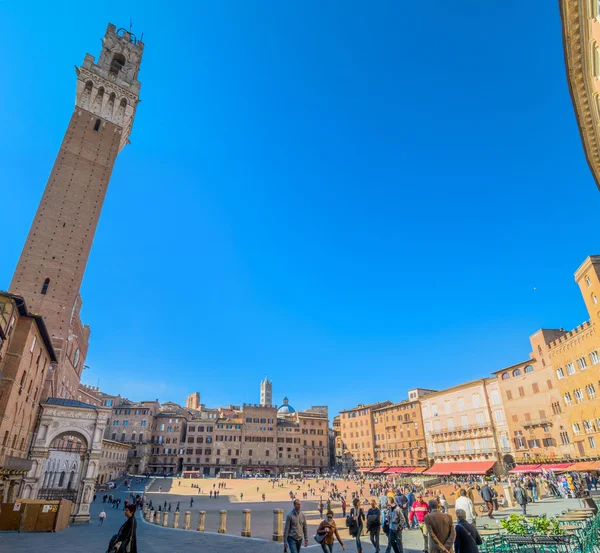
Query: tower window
93,119,101,132
41,278,50,295
110,53,126,75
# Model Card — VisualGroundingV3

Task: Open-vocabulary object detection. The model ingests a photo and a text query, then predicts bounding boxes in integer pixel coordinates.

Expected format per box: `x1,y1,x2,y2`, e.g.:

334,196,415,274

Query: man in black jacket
454,509,482,553
480,483,494,519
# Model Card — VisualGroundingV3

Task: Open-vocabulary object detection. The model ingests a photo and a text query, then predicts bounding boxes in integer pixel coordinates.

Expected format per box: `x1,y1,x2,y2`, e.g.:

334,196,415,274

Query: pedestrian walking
513,482,528,515
480,483,494,519
283,499,308,553
99,509,106,526
409,492,430,553
366,499,381,553
385,497,405,553
342,498,347,518
316,510,346,553
423,499,455,553
455,490,477,524
190,497,194,507
454,509,482,553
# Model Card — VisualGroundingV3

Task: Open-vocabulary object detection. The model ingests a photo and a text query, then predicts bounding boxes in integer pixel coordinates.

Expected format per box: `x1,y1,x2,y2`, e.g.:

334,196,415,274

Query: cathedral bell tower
10,24,143,399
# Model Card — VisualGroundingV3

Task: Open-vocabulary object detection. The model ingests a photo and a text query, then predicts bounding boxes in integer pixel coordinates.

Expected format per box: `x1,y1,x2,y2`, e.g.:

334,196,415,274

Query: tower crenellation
75,23,143,151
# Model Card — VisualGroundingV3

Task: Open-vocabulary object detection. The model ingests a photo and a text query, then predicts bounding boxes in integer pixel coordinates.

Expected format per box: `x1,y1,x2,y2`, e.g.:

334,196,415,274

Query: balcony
521,418,553,429
429,424,493,441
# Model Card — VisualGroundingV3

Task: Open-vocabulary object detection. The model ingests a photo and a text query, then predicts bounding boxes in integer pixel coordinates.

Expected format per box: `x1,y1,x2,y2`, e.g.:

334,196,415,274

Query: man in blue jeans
284,499,308,553
385,498,406,553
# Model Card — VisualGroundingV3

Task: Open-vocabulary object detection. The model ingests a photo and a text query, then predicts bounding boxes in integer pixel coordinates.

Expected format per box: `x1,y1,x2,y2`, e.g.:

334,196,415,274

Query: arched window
58,471,65,487
593,294,598,305
512,369,522,377
110,53,126,75
524,365,534,373
501,372,510,380
41,278,50,295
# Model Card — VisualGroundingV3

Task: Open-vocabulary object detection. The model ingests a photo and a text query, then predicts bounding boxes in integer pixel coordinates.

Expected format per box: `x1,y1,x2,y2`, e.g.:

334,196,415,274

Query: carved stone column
173,511,180,528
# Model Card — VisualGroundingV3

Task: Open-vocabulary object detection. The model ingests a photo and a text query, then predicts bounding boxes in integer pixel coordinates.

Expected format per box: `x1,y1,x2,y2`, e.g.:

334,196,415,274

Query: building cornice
560,0,600,191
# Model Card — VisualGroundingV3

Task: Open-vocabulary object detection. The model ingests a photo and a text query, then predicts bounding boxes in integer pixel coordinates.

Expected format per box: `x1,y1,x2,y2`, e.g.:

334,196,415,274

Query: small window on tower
110,53,126,75
93,119,101,132
41,278,50,295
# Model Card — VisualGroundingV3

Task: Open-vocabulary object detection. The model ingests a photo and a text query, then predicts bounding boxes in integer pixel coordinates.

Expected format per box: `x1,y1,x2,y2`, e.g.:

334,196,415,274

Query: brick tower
10,24,143,400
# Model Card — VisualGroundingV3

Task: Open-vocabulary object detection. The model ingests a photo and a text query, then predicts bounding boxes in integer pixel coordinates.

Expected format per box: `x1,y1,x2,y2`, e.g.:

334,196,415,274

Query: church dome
277,397,295,414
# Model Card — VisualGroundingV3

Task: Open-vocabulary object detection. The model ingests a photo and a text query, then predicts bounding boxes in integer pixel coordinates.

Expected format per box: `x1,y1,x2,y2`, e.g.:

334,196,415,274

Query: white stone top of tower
74,23,144,152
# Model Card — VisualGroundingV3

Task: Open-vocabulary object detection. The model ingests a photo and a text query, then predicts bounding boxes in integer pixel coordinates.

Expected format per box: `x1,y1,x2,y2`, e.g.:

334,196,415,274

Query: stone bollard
273,509,283,541
502,484,515,508
143,505,148,519
197,511,206,531
149,510,155,524
218,510,227,534
163,511,169,527
242,509,251,537
184,511,191,530
173,511,180,528
155,511,162,525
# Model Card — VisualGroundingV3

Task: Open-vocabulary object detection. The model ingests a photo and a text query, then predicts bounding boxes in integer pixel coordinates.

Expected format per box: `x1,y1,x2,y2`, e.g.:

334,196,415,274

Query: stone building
186,392,201,411
339,401,392,470
559,0,600,191
148,403,190,475
420,379,510,476
181,398,329,476
371,390,431,471
0,292,57,502
97,439,130,484
544,256,600,460
105,399,160,474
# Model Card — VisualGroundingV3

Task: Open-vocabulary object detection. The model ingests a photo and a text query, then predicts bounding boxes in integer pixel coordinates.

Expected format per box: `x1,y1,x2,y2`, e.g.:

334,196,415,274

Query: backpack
346,508,359,536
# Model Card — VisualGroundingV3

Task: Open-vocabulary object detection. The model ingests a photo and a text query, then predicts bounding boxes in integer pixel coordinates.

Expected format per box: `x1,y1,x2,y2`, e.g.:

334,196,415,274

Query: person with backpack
366,499,381,553
385,497,406,553
347,497,365,553
394,488,409,527
454,509,482,553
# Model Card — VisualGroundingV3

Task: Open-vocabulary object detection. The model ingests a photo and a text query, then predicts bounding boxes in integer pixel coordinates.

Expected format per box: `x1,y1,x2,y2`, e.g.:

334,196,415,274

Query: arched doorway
37,433,86,503
22,398,110,523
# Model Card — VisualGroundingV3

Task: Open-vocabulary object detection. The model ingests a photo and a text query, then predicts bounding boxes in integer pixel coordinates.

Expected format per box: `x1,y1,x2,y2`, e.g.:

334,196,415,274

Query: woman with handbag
107,504,137,553
316,511,346,553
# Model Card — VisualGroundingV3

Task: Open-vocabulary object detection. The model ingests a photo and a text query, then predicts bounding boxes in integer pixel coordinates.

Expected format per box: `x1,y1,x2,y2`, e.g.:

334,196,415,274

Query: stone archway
22,399,109,523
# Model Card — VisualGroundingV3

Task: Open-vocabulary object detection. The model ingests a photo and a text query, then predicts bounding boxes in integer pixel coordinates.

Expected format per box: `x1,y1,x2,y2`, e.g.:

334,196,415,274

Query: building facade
97,439,130,484
186,392,200,411
0,293,57,502
546,256,600,460
339,401,392,470
559,0,600,191
180,399,329,476
421,379,510,474
372,390,431,470
148,403,190,475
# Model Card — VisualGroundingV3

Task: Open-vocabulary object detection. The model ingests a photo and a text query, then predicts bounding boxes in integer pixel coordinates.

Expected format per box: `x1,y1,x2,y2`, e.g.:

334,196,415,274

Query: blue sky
2,2,599,420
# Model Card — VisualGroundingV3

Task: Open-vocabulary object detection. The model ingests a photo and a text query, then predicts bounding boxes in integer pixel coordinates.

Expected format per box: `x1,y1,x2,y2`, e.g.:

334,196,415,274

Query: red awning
411,467,428,474
509,464,542,474
540,463,573,472
424,461,496,476
371,467,389,473
567,461,600,471
386,467,416,474
357,467,372,472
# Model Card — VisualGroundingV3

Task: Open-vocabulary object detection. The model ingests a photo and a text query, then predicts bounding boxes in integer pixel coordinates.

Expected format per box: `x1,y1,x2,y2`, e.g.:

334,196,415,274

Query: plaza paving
0,478,590,553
